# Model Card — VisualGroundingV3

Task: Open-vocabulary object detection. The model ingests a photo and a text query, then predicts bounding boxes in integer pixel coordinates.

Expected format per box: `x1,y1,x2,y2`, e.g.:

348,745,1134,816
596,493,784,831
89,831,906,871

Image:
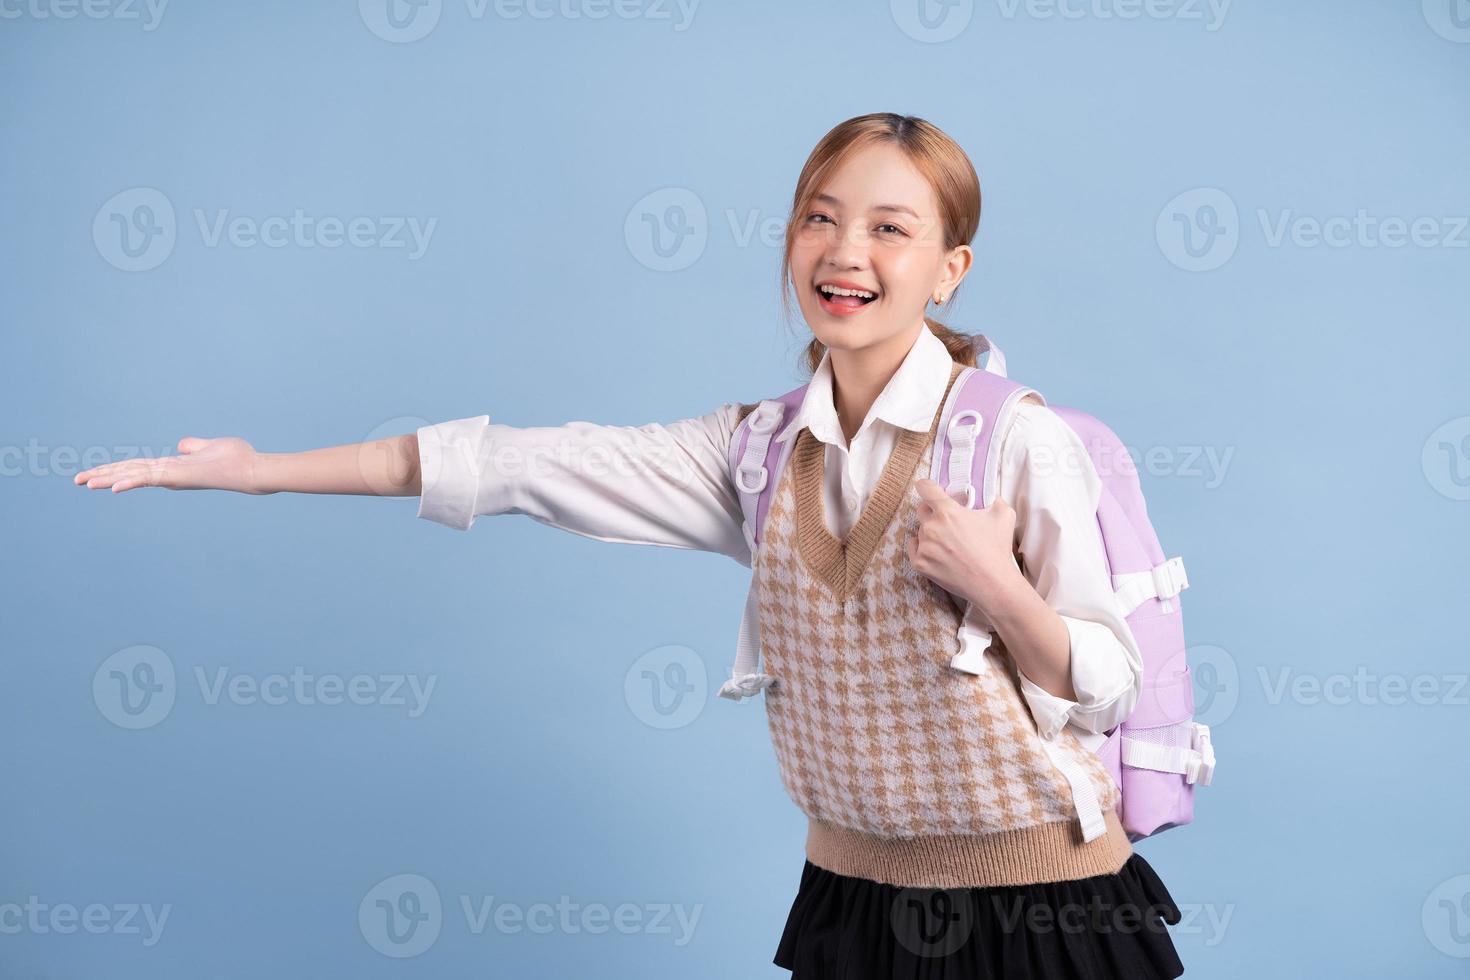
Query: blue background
3,0,1468,976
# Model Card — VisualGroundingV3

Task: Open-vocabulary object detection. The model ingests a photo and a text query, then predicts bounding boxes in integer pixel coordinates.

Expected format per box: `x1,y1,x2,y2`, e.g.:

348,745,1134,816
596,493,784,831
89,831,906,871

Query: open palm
74,436,263,494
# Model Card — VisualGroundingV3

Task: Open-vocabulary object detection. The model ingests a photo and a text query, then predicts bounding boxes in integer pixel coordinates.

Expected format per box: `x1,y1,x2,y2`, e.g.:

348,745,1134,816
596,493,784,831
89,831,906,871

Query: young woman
75,113,1186,979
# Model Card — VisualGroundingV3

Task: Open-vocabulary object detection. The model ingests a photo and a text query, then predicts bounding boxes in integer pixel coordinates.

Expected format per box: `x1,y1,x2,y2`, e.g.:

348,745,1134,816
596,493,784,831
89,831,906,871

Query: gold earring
934,292,947,304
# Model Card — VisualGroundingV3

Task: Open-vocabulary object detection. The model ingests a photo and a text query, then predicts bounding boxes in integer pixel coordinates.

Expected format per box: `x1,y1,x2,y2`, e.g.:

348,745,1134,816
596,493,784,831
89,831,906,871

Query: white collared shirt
415,327,1142,748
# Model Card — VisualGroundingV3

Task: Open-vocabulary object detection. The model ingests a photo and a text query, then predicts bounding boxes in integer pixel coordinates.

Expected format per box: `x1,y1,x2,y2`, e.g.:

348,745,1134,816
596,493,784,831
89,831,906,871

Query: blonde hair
779,112,983,374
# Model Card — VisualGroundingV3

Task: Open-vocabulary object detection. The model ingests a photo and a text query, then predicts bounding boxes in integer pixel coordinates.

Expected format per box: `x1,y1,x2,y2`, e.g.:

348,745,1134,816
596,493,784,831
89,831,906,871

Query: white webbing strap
1038,734,1109,843
943,409,983,510
1113,556,1189,615
719,400,785,702
1122,722,1215,786
718,580,774,701
943,408,994,675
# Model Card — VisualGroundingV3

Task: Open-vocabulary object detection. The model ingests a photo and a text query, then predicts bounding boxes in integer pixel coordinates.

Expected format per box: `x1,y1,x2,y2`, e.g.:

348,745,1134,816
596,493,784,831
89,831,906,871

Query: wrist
967,564,1033,630
247,452,275,495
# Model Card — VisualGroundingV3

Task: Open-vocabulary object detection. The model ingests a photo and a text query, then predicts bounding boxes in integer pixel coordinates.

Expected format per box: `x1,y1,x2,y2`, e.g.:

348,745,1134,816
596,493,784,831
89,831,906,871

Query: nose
822,220,872,271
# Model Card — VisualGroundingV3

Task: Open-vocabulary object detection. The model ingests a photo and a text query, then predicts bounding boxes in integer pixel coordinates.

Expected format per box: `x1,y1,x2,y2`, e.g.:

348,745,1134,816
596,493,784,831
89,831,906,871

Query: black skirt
773,852,1185,980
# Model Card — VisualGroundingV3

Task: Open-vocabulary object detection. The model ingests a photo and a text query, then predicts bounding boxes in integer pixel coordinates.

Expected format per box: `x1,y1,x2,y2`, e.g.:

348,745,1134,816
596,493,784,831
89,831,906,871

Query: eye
876,222,906,236
806,212,833,224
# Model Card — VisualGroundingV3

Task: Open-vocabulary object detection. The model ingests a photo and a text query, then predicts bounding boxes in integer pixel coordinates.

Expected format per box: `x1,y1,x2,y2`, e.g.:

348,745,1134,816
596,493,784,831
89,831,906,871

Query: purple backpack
717,336,1214,844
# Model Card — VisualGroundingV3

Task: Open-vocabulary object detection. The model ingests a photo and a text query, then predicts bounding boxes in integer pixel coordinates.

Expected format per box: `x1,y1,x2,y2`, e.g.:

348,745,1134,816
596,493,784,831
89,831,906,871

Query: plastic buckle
1151,557,1186,600
1151,557,1186,612
747,404,780,434
946,482,977,509
947,409,984,443
736,464,768,494
1187,719,1211,787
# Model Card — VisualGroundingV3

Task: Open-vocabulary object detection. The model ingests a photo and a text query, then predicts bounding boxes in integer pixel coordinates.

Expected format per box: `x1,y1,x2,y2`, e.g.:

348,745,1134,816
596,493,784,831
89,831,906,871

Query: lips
814,280,879,316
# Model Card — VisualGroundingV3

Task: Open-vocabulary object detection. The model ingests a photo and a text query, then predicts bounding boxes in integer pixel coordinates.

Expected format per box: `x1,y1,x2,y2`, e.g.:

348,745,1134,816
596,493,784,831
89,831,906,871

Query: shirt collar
774,325,956,448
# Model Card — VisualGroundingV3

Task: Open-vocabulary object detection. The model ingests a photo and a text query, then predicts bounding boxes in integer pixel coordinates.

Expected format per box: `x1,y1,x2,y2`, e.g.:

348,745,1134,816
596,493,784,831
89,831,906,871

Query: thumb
177,437,209,455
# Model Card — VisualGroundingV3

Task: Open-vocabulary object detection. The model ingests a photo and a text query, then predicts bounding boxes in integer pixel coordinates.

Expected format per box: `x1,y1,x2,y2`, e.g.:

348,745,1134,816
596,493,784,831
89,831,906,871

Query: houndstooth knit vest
750,360,1133,889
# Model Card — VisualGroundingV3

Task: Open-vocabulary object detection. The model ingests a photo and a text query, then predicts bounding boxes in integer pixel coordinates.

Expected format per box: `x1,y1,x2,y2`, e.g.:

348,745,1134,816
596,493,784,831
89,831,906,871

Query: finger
177,436,208,454
75,461,124,483
912,478,954,505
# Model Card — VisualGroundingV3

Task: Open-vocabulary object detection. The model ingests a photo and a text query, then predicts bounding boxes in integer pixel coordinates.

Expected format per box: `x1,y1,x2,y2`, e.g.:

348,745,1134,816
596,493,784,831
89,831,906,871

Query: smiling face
788,141,972,357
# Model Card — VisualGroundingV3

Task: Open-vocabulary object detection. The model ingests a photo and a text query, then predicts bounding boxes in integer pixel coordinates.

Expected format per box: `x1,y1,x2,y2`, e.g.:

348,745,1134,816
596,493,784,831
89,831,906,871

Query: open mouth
815,283,879,313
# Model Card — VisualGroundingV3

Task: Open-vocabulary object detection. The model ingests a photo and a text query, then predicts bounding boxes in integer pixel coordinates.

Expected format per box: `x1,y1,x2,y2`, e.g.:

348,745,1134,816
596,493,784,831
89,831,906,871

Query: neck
828,320,927,445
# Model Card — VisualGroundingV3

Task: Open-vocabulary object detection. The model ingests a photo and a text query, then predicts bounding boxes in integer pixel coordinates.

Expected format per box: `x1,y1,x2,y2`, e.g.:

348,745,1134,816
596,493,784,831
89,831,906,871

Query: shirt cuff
416,415,490,531
1017,671,1076,741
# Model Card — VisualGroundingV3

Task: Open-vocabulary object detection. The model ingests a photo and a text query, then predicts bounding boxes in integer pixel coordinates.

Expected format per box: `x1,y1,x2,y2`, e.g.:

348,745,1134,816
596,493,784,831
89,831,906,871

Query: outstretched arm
73,433,423,497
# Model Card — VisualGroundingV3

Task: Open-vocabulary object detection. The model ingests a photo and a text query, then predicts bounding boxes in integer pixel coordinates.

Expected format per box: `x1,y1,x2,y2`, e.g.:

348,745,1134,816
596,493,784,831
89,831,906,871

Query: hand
73,436,265,494
905,478,1024,618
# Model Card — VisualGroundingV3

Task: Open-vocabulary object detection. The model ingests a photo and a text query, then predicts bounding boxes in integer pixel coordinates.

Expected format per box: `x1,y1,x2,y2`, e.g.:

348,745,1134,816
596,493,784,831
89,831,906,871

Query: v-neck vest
750,361,1132,888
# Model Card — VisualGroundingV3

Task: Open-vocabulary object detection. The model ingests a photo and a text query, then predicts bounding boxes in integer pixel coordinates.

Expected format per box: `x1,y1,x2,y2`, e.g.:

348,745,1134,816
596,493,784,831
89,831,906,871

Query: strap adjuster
1151,556,1188,600
1187,723,1215,785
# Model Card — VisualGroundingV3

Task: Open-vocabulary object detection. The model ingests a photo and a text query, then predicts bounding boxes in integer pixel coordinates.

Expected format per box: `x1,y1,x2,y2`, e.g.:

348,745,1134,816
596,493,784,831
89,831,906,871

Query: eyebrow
812,193,921,220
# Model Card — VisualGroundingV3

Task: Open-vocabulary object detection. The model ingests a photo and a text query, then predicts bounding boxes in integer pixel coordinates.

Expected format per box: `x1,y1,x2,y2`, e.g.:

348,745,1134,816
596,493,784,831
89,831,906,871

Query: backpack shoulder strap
726,383,807,559
717,382,806,702
929,363,1045,509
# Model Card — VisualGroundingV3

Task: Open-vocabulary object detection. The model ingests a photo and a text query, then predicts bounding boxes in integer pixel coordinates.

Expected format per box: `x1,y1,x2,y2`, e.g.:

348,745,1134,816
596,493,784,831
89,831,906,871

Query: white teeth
818,284,876,299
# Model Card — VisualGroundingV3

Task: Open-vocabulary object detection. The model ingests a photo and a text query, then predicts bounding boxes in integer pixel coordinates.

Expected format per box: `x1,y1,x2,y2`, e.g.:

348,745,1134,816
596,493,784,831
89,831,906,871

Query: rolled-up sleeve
414,404,752,565
998,400,1144,739
416,415,491,531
